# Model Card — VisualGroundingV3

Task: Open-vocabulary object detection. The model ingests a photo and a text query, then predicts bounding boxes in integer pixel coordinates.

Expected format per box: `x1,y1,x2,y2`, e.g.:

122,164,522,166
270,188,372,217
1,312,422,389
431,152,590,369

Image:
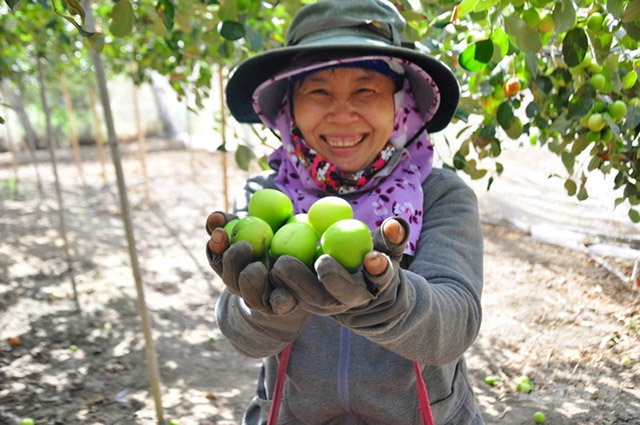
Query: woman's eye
356,88,375,94
310,89,328,95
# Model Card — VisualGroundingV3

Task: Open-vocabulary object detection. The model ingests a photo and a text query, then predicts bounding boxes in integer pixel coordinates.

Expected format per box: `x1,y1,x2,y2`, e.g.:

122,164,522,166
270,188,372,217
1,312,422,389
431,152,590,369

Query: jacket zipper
337,325,357,423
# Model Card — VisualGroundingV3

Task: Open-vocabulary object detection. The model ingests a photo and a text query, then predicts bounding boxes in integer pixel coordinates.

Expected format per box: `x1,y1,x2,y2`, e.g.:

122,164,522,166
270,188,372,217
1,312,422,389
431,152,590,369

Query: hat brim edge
225,44,460,133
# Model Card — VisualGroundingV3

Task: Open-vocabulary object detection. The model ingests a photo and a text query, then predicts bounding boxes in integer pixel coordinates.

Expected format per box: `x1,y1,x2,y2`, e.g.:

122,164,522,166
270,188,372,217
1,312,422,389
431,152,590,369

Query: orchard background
0,0,639,425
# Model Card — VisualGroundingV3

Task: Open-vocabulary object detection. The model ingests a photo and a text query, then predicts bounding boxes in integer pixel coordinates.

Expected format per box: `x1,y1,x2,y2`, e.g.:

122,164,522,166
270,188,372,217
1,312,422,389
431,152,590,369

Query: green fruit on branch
248,188,294,232
502,77,521,97
587,113,606,132
608,100,627,120
586,12,604,32
230,216,274,260
623,70,638,90
537,13,554,33
589,73,606,91
521,9,540,28
308,196,353,235
320,219,373,272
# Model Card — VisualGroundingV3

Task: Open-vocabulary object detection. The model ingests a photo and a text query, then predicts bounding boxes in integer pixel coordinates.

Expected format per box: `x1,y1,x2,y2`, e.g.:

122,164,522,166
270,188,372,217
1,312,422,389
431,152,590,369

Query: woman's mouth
322,134,366,148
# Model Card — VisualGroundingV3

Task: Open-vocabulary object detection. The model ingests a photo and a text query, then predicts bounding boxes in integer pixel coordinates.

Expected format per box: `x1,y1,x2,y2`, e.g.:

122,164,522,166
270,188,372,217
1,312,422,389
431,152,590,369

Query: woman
206,0,484,424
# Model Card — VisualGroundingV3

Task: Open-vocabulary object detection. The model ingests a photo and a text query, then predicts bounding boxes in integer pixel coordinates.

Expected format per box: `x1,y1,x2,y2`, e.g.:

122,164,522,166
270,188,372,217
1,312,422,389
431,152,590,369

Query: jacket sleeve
214,171,308,358
349,168,484,366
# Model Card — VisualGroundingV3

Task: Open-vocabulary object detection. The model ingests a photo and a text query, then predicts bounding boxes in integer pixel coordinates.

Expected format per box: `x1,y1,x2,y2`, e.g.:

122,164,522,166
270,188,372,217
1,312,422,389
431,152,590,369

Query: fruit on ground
502,77,521,97
321,219,373,272
484,375,500,385
230,216,274,259
248,188,294,232
608,100,627,120
587,113,606,132
516,375,534,393
308,196,353,235
21,419,35,425
533,411,546,423
270,222,319,265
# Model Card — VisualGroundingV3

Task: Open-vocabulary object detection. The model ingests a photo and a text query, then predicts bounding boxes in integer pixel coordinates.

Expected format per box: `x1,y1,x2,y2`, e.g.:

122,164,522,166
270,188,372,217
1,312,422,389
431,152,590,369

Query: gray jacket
215,167,484,425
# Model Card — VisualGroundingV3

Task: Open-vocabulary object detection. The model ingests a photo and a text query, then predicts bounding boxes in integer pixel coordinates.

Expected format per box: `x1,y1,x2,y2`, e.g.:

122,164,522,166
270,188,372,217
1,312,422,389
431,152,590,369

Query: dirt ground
0,140,639,425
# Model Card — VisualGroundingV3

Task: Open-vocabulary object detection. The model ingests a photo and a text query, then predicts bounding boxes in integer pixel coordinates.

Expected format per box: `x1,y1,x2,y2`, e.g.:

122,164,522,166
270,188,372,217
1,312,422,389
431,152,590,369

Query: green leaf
504,14,542,54
496,101,514,130
471,168,488,180
622,0,640,23
622,21,640,41
459,39,494,72
458,0,500,17
87,33,105,52
110,0,135,37
562,27,588,68
219,20,245,41
0,115,4,124
5,0,20,10
607,0,625,19
561,151,575,173
577,184,589,201
491,28,509,62
629,208,640,223
567,84,595,119
505,117,523,140
453,151,467,170
623,106,640,130
156,0,175,30
564,178,577,196
235,145,254,171
552,0,576,33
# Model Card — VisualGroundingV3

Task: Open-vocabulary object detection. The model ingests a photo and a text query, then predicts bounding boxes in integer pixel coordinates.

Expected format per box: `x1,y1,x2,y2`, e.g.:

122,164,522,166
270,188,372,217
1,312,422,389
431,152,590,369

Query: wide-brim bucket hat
226,0,459,133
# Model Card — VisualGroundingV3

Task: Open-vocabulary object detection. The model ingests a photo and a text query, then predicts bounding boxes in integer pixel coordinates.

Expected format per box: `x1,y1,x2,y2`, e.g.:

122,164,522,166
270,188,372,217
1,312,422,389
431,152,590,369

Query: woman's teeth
325,135,365,148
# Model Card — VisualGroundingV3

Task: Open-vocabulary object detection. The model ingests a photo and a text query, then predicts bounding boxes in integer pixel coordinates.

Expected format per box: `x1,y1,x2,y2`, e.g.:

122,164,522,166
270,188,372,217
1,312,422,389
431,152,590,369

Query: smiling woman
204,1,485,424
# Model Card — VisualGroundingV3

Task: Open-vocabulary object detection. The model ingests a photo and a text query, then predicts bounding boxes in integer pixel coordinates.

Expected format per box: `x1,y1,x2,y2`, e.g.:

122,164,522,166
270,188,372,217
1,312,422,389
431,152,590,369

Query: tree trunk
2,80,44,196
82,1,164,423
60,73,86,184
132,77,150,205
36,56,81,314
2,102,20,195
150,72,177,138
88,81,108,184
219,65,229,212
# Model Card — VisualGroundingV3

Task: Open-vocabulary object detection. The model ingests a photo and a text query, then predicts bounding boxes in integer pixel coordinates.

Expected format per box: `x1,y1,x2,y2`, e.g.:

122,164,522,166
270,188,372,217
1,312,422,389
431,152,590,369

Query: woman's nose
326,100,359,124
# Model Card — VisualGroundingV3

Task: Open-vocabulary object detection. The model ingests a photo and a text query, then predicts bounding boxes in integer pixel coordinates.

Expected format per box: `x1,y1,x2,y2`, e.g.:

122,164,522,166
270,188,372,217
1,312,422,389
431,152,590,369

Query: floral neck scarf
255,57,441,256
291,128,397,195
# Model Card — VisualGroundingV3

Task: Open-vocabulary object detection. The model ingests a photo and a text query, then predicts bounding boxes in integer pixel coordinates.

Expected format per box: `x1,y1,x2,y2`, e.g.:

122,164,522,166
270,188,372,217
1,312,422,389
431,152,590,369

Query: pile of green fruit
225,189,373,272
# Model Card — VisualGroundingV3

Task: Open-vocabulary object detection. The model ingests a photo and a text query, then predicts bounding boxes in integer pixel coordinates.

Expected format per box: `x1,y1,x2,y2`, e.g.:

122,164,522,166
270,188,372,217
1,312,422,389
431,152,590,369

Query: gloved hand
273,217,411,327
205,211,298,315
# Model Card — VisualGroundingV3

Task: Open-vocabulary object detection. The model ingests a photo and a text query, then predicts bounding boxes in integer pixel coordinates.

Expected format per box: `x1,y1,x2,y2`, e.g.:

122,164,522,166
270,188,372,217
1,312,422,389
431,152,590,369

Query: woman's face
292,67,396,173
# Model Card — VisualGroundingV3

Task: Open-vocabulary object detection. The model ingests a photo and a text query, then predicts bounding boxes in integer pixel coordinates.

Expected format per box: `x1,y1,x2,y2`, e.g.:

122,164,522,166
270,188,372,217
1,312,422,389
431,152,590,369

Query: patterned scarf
291,129,397,195
254,57,440,255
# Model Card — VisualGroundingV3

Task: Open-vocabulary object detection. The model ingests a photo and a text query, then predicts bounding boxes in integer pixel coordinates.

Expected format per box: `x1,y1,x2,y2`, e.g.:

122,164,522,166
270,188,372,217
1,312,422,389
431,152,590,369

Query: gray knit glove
205,211,298,315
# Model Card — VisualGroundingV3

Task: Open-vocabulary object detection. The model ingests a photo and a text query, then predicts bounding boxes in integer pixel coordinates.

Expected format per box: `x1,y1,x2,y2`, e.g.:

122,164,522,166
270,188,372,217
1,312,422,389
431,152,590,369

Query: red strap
414,361,435,425
267,342,293,425
267,344,434,425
